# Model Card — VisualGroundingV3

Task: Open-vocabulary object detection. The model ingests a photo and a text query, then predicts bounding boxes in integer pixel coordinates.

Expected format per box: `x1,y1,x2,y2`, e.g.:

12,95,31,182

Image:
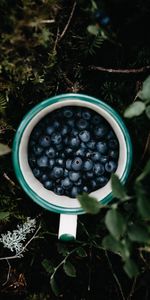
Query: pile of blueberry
28,106,119,198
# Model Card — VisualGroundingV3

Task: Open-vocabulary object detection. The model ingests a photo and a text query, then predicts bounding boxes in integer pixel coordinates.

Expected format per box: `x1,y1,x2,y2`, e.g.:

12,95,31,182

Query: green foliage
77,193,100,214
63,260,76,277
0,94,7,115
105,209,126,240
124,101,146,118
0,143,11,156
0,211,10,221
123,258,139,279
111,174,127,200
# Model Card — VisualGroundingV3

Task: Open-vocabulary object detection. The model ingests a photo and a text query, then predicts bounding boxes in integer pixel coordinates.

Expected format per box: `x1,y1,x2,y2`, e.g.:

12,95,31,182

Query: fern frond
87,33,105,56
0,94,7,115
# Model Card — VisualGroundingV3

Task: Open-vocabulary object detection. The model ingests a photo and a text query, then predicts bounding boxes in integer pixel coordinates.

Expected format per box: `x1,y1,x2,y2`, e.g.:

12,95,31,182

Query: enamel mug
12,93,132,241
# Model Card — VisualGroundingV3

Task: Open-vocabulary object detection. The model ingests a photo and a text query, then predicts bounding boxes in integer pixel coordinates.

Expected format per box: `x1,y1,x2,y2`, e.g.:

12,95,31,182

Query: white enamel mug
12,93,132,241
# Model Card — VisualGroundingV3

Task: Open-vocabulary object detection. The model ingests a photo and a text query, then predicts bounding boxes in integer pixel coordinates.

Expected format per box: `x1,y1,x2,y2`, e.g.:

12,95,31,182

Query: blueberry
105,161,117,173
41,173,49,183
33,145,43,156
79,130,90,142
60,153,65,159
90,151,101,161
39,135,51,147
100,16,110,26
91,115,103,125
96,176,109,187
66,159,72,170
70,136,80,148
94,163,105,176
29,154,36,167
64,136,69,145
67,119,75,127
45,147,55,158
87,140,96,150
108,139,118,150
54,186,64,195
32,127,42,139
33,168,41,178
82,110,91,120
61,125,69,136
72,157,83,171
64,169,69,177
109,150,119,160
100,155,109,164
96,141,108,154
107,130,115,140
86,171,94,178
29,139,36,148
52,166,64,178
75,148,86,157
56,158,65,167
51,132,62,145
82,186,89,193
71,129,78,136
43,180,53,190
83,159,93,171
53,120,60,129
70,186,80,198
86,150,93,158
75,178,82,186
61,177,73,189
65,148,73,156
69,171,80,182
49,158,55,169
76,109,82,118
55,143,63,151
63,108,73,118
80,142,87,149
90,180,97,189
46,125,55,135
76,119,88,130
37,155,49,167
94,125,108,138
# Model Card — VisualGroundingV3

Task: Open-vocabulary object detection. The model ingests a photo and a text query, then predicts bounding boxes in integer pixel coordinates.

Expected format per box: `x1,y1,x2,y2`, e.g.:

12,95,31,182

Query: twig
53,26,60,52
88,65,150,74
2,259,11,286
3,172,16,187
59,1,77,41
127,278,137,300
105,251,125,300
0,225,41,261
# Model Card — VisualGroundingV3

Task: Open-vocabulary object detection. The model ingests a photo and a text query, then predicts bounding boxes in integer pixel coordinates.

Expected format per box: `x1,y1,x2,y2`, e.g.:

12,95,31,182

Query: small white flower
0,217,36,255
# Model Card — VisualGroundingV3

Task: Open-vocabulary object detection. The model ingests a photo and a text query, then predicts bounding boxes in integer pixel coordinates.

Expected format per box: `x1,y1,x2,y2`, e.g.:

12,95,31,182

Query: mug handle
58,214,77,241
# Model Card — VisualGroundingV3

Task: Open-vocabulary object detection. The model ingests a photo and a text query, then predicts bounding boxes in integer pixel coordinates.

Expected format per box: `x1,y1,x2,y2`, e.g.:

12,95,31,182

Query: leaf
102,235,124,255
0,143,11,156
123,258,139,278
57,243,70,256
137,190,150,220
124,101,145,118
76,247,87,257
63,261,76,278
105,209,126,240
77,193,100,214
136,160,150,182
0,211,10,221
87,25,99,36
50,275,60,296
128,224,150,243
41,259,54,274
138,76,150,102
146,105,150,119
111,174,127,200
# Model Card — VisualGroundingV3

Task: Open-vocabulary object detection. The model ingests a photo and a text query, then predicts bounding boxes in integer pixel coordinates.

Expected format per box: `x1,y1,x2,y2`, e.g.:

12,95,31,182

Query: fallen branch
88,65,150,74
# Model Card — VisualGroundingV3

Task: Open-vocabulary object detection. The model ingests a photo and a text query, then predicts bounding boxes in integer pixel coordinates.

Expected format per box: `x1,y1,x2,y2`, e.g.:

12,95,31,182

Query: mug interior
13,95,131,214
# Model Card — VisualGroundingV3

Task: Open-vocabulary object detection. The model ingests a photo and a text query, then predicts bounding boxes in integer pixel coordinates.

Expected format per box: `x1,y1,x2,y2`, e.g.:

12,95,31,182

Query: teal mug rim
12,93,132,215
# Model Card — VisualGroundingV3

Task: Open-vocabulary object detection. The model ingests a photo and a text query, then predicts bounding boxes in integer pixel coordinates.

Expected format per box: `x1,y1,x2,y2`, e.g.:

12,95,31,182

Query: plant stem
88,65,150,74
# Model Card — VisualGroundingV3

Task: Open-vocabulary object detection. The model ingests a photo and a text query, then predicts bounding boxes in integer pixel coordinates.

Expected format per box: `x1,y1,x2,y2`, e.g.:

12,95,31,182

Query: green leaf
77,193,100,214
111,174,127,200
0,211,10,221
50,275,60,296
146,105,150,119
102,235,124,254
41,259,54,274
124,101,145,118
57,243,70,256
138,75,150,102
0,143,11,156
63,261,76,277
123,258,139,278
87,25,99,36
128,224,150,243
137,191,150,220
136,160,150,182
105,209,126,240
76,247,87,257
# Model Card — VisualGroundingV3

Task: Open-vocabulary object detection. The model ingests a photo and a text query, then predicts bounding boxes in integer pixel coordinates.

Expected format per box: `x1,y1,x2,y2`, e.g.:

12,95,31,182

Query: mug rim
12,93,132,215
